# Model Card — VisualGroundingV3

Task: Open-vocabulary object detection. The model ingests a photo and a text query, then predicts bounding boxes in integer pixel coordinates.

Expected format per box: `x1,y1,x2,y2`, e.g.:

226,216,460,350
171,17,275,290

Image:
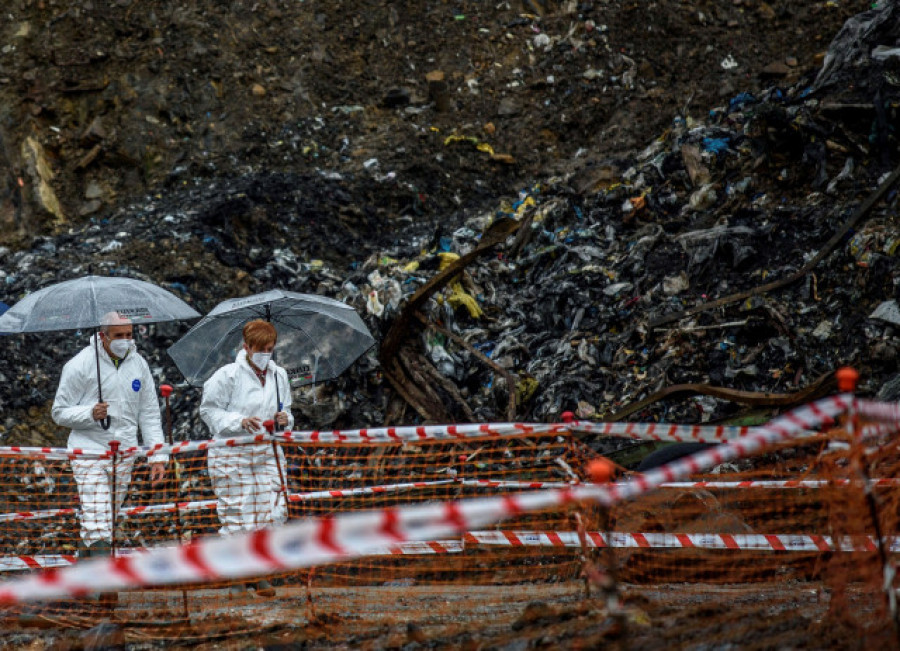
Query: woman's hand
241,417,262,432
274,411,289,427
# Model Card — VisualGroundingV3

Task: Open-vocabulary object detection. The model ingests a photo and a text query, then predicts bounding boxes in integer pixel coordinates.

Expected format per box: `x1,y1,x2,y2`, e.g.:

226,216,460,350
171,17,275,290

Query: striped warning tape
8,395,898,465
0,394,851,601
858,421,900,440
0,554,78,572
460,478,900,489
4,523,894,575
116,432,272,461
465,530,892,553
285,479,457,502
0,540,465,574
565,421,756,442
117,422,571,460
0,446,110,461
0,507,79,524
0,480,460,524
857,400,900,424
5,473,898,526
276,422,570,445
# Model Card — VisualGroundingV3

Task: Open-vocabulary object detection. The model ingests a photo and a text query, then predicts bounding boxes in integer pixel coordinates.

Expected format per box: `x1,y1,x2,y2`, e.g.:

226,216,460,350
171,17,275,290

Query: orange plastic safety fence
0,422,897,648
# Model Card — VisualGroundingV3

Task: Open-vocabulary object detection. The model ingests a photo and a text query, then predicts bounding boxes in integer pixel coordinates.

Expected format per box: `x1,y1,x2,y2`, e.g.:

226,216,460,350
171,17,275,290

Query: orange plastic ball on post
587,457,616,484
835,367,859,393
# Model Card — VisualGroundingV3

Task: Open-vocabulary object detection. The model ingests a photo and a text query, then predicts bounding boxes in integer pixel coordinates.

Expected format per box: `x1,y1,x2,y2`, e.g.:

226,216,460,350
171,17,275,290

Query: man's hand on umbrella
241,417,262,432
92,402,109,421
275,411,289,427
150,462,166,485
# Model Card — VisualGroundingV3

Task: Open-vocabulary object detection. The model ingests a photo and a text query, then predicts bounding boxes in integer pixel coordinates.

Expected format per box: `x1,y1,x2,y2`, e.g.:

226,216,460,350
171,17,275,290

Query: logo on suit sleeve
132,379,142,392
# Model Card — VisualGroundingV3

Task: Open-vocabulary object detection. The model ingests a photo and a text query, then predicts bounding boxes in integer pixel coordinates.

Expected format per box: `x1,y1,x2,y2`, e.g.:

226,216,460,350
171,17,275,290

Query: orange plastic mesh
0,421,897,648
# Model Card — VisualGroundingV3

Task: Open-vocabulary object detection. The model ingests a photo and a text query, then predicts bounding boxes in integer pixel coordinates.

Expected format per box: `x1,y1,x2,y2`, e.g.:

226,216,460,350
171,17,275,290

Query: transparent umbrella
0,275,200,333
167,289,375,406
0,274,201,428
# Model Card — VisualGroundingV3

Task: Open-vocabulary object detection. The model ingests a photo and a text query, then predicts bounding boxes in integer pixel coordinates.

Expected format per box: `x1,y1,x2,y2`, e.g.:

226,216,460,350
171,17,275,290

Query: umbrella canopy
0,275,200,333
167,289,375,388
0,274,201,431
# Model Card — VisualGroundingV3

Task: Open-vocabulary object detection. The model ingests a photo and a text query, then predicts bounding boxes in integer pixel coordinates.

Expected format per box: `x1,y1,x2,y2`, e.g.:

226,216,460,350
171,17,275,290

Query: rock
497,97,520,117
84,181,104,200
20,137,64,225
79,622,125,650
80,116,108,144
870,301,900,327
512,601,557,630
78,200,103,217
877,374,900,402
760,61,791,78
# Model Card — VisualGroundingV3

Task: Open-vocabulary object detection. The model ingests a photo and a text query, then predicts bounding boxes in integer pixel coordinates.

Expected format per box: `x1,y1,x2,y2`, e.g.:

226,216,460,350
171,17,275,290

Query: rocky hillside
1,0,896,450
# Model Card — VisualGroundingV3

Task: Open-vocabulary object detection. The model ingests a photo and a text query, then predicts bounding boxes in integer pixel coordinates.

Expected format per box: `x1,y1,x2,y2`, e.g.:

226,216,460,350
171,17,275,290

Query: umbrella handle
274,371,283,433
94,329,111,430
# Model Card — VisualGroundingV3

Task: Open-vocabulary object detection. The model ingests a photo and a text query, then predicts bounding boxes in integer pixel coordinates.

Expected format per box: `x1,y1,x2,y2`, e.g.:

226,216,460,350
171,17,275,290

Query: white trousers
208,444,287,536
70,457,135,547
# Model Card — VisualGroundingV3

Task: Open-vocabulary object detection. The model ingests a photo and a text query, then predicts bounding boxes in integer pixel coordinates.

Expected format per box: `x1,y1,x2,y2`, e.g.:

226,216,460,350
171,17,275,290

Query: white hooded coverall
51,335,167,547
200,349,292,536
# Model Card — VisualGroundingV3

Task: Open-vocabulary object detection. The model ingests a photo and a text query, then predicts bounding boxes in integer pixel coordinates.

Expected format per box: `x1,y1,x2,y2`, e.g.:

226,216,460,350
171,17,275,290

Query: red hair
243,320,277,349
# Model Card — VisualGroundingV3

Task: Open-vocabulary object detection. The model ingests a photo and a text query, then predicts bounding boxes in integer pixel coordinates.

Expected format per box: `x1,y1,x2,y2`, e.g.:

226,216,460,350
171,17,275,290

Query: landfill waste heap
0,0,896,457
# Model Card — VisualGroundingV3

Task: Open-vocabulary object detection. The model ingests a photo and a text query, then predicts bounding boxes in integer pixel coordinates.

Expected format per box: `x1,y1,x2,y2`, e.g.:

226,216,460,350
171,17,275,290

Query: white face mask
251,352,272,370
108,338,133,359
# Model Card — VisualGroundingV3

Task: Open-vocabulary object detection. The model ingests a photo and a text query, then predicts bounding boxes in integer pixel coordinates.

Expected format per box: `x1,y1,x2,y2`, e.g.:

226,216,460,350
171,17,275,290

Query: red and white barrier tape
117,432,273,461
285,479,456,502
461,478,900,490
0,507,78,524
9,396,896,465
0,540,465,574
857,400,900,424
0,554,77,572
9,471,900,526
0,481,459,524
858,421,900,440
117,423,571,460
10,523,900,576
565,421,755,442
0,446,110,461
277,422,569,445
595,394,851,505
0,395,851,601
465,530,896,553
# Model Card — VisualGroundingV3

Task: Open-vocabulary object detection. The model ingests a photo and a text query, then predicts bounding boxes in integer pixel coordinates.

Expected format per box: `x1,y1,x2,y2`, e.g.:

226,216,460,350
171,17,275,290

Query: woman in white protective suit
199,319,292,598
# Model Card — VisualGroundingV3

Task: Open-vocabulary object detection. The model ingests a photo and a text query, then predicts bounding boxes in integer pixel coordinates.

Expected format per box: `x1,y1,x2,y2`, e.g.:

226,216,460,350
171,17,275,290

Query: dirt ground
0,0,871,253
0,581,888,650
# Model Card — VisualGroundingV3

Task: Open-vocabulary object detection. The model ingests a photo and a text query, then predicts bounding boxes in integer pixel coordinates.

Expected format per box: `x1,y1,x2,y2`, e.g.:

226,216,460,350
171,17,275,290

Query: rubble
0,0,894,459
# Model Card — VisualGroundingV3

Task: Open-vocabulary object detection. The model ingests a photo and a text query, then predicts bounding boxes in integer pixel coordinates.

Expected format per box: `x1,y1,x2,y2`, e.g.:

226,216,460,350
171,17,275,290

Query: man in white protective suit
199,319,292,598
52,311,168,560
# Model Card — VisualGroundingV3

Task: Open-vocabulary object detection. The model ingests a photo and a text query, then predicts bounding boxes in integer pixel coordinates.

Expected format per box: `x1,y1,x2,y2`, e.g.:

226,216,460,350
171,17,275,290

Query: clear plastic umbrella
0,275,201,333
167,289,375,395
0,275,201,429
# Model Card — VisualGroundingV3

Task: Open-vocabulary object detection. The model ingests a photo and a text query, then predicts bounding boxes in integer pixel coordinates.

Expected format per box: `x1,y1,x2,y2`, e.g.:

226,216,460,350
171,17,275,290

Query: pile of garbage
0,2,897,450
